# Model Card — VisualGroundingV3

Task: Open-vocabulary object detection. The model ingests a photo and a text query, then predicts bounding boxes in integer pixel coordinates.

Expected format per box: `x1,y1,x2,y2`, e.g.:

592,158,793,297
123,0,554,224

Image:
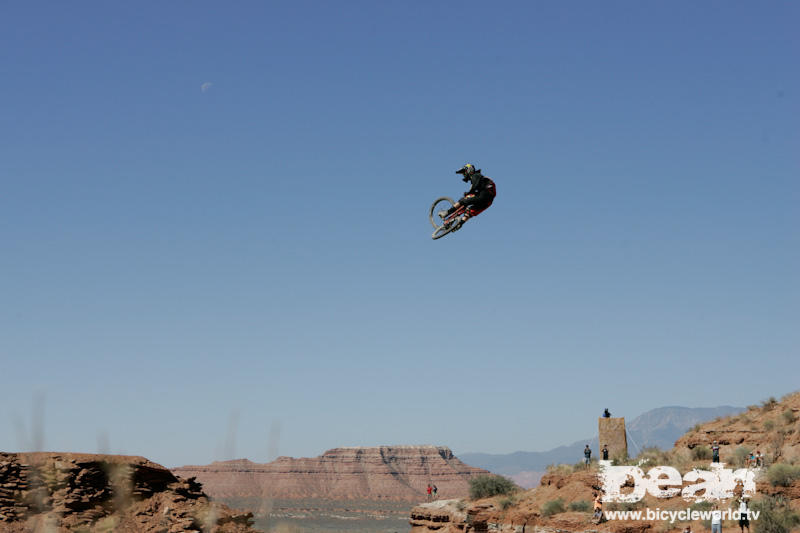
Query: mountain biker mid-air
439,164,496,226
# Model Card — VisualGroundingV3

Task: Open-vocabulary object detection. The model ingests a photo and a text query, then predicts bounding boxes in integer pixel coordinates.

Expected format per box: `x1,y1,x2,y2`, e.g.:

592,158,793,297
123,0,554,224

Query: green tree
468,475,517,500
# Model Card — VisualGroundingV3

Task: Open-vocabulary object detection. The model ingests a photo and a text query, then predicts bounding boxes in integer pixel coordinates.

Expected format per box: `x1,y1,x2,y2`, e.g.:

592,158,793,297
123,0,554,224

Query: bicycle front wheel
432,223,459,240
429,197,455,229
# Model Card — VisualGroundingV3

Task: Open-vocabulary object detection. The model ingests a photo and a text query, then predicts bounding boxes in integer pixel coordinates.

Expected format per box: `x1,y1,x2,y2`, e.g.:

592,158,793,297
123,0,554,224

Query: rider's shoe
437,210,448,220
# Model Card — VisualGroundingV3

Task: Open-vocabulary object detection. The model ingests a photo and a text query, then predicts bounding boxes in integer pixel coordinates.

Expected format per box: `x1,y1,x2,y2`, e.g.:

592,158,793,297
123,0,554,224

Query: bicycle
428,195,475,240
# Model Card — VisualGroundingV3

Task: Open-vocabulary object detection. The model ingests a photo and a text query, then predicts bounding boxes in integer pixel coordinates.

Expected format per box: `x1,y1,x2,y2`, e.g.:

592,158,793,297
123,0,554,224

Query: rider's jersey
466,173,496,197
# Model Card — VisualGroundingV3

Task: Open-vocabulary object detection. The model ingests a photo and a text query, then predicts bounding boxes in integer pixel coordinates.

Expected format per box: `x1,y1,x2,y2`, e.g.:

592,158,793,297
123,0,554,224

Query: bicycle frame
442,204,468,227
443,194,478,225
430,194,477,239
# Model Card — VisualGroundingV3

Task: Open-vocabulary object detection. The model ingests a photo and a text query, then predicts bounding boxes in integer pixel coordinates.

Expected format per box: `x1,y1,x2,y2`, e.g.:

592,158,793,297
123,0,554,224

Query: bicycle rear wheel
429,197,455,229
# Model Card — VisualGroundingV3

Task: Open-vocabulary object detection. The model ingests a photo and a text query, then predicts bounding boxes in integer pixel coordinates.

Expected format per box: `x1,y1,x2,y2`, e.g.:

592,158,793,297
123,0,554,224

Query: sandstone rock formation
173,445,488,502
0,452,259,533
598,417,627,460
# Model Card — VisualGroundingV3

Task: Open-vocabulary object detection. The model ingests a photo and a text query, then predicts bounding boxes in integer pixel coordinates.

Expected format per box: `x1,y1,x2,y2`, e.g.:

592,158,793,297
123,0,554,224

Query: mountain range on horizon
458,405,744,487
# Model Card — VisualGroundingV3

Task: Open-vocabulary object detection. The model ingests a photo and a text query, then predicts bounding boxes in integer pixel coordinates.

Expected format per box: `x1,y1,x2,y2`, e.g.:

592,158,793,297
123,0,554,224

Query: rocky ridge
409,391,800,533
674,392,800,463
0,452,259,533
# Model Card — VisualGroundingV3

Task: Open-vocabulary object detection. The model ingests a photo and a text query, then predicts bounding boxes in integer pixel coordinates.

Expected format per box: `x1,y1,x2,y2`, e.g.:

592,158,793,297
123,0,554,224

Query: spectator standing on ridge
426,484,432,500
432,485,438,499
602,445,609,461
711,504,722,533
712,441,720,463
738,498,750,533
603,408,611,418
755,450,763,467
584,445,592,465
683,526,692,533
592,493,603,522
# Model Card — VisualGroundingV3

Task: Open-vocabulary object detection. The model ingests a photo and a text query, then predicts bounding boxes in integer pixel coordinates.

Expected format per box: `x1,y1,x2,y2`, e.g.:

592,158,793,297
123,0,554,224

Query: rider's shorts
466,187,496,217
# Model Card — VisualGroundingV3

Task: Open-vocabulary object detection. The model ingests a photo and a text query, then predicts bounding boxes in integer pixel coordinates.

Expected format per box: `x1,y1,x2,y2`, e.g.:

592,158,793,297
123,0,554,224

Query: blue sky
1,1,798,467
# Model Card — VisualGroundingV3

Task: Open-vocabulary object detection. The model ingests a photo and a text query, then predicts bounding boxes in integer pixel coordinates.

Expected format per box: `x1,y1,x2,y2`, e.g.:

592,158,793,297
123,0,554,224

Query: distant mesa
172,445,489,502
